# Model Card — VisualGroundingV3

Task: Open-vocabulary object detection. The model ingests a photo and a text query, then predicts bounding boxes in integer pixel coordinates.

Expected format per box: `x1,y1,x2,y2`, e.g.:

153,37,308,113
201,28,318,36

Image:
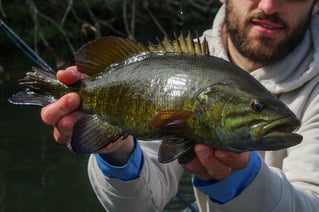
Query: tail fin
9,67,71,106
9,89,57,106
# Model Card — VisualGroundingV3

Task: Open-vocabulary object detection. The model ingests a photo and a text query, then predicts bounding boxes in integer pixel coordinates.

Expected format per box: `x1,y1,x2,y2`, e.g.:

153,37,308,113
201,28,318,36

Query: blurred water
0,51,105,211
0,50,195,211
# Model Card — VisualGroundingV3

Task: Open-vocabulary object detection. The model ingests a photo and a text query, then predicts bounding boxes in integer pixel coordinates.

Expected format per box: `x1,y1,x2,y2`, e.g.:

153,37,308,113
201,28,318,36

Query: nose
257,0,283,15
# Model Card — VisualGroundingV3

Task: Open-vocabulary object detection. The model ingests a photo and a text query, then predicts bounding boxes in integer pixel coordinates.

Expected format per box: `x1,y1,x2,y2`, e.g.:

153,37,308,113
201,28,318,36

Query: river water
0,48,195,211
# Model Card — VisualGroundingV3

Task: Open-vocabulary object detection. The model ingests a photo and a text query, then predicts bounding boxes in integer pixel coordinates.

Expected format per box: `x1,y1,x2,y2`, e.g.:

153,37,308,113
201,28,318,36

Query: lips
250,18,286,36
251,19,284,30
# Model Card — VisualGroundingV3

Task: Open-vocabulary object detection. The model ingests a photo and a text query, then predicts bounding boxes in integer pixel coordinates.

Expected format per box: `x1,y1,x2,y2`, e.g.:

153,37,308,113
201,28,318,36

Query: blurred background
0,1,220,211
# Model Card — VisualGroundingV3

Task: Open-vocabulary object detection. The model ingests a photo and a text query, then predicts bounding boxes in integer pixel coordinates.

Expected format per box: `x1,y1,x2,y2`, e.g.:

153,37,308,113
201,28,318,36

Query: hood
203,5,319,94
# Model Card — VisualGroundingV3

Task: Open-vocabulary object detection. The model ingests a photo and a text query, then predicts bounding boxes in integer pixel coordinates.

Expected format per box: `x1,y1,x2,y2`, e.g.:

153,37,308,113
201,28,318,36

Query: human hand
183,144,251,181
41,66,85,145
40,66,135,162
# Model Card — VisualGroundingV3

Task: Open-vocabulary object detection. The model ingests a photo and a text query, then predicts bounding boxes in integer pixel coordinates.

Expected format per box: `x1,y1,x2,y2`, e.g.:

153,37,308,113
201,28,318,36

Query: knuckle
40,94,80,126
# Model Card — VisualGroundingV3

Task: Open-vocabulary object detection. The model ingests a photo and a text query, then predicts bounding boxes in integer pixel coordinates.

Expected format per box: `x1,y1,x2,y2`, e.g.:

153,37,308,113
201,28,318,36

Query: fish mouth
250,115,302,149
263,116,299,136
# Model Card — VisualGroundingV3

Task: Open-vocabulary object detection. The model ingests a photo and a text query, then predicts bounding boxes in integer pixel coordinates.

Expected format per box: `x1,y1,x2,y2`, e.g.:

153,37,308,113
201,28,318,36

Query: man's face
224,0,317,64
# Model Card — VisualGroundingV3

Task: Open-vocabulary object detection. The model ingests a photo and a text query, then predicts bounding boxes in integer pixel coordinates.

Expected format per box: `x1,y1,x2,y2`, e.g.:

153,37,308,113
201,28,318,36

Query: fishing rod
0,18,55,73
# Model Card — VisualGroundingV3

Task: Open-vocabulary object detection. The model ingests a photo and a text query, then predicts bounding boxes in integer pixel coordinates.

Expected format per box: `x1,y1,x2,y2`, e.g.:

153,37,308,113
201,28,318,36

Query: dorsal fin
74,37,148,75
148,32,209,56
74,32,209,76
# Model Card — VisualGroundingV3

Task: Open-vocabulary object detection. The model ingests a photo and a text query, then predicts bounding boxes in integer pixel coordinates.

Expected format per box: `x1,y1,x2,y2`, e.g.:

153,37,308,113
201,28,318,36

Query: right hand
183,145,250,181
40,66,135,165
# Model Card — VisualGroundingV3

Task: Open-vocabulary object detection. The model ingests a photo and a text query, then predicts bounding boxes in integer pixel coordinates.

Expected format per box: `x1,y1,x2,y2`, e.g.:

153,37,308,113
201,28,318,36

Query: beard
224,3,312,65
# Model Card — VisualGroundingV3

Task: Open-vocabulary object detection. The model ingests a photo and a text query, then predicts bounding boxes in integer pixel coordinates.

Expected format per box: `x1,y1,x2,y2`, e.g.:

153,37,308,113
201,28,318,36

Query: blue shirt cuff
94,139,143,181
193,151,261,204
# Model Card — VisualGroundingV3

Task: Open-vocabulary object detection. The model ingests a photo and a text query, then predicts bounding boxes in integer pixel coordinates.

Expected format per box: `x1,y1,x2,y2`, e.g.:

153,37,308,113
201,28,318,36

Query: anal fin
70,115,125,154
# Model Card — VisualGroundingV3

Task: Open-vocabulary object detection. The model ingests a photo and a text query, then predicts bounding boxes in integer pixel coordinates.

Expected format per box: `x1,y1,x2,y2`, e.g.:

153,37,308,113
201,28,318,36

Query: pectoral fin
150,110,194,133
158,136,195,164
70,115,126,154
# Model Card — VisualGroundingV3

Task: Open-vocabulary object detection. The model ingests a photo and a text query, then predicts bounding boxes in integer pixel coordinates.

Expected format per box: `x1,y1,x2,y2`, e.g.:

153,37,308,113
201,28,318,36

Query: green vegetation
0,0,220,68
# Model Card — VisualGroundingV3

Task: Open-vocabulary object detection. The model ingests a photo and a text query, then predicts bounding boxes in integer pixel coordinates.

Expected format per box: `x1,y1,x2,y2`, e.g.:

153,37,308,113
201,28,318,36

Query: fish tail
9,67,72,106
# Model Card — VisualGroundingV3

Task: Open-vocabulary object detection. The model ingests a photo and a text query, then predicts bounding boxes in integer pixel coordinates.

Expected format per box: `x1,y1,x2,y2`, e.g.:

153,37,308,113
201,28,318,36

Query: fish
9,33,302,164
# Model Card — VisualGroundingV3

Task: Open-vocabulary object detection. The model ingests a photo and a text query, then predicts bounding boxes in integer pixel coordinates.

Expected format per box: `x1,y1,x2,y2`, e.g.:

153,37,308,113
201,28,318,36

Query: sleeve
94,138,143,181
87,139,185,212
193,151,261,203
203,161,319,211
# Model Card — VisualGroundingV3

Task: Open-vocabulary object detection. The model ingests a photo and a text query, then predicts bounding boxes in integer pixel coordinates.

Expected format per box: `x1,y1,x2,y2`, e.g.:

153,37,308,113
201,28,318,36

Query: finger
53,127,71,144
41,93,81,126
182,158,211,180
214,150,251,171
57,66,87,85
54,111,84,146
55,111,84,137
195,144,232,180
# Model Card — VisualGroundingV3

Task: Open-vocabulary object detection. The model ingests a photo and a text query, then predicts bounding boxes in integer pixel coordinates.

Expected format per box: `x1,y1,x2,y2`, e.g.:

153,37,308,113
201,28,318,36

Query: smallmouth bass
9,33,302,164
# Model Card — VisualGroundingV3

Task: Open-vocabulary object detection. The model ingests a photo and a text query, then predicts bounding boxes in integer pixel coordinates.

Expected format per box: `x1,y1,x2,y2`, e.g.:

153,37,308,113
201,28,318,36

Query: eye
251,100,264,112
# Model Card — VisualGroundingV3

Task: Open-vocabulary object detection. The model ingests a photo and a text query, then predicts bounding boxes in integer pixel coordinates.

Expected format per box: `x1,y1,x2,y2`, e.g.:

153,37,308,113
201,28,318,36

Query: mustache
249,12,288,28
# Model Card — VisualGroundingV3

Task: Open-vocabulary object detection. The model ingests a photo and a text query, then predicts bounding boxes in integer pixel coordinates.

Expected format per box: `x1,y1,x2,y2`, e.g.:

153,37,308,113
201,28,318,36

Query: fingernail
195,144,211,160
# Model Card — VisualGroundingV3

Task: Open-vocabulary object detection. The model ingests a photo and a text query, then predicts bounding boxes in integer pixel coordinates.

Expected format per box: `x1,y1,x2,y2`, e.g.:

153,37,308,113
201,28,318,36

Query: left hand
183,144,251,181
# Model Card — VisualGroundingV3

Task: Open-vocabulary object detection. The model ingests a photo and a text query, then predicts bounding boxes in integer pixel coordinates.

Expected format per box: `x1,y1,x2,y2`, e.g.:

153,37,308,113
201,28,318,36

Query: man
41,0,319,211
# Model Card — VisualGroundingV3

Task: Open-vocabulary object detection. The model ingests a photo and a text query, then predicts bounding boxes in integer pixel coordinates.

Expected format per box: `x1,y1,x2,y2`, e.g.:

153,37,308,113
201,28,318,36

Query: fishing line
0,19,55,73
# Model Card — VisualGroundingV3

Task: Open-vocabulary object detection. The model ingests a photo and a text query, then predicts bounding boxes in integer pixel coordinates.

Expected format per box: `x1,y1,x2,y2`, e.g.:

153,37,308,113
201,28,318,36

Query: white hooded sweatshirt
87,5,319,212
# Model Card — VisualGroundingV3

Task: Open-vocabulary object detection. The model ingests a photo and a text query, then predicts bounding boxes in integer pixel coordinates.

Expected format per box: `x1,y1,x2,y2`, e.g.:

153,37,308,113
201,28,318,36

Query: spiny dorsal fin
74,32,209,76
74,37,148,75
148,32,209,56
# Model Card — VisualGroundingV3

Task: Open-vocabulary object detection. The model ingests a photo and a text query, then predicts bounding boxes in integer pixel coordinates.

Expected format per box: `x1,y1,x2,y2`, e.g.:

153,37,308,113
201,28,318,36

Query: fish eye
251,100,264,112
